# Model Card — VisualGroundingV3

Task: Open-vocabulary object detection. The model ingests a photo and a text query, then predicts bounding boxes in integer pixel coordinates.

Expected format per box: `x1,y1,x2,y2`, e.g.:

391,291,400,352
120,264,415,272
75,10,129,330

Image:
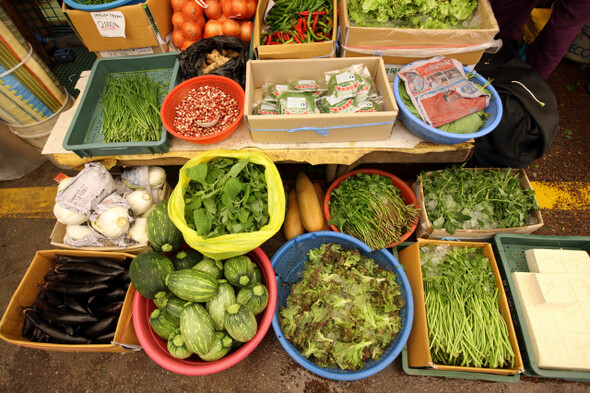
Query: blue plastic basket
270,231,414,381
63,0,144,11
393,66,503,145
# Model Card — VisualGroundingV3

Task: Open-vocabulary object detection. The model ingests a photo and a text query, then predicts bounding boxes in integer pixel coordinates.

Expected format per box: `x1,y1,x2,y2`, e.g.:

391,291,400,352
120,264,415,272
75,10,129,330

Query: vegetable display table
42,71,474,179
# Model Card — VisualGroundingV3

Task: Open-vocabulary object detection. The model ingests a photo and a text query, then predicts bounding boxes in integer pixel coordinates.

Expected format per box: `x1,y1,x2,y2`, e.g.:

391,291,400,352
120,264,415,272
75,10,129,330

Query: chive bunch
100,72,165,143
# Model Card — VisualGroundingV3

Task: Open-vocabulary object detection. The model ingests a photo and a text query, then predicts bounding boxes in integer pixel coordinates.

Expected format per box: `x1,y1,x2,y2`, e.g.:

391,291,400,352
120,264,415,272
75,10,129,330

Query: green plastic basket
401,347,521,382
63,53,180,158
493,233,590,382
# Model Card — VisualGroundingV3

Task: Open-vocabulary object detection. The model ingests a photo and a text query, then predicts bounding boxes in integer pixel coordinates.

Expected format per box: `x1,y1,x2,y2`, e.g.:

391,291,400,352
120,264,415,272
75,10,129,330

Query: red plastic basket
132,247,276,375
160,75,245,145
323,169,419,248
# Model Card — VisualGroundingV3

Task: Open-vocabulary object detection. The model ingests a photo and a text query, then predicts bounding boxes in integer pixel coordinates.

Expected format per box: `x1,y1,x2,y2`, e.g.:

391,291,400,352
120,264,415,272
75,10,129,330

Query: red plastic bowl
160,75,245,145
132,247,276,375
323,169,419,248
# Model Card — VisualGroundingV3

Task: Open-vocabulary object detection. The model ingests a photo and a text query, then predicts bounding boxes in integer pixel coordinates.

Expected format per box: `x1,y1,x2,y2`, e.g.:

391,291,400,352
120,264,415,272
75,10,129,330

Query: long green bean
420,245,515,369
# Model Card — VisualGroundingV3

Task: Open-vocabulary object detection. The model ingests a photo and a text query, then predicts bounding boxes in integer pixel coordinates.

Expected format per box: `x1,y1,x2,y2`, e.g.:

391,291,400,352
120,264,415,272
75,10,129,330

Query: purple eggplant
35,299,98,325
22,308,90,344
40,280,109,296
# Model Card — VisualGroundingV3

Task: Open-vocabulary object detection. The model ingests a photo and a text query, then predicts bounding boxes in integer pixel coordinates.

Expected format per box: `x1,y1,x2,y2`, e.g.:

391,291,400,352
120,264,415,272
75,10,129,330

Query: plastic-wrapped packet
324,64,373,99
253,101,280,115
277,92,318,115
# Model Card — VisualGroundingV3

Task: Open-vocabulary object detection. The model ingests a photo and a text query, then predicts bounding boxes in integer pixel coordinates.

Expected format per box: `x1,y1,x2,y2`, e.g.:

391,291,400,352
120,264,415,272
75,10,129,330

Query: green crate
401,347,521,382
63,53,181,158
392,241,521,383
493,233,590,382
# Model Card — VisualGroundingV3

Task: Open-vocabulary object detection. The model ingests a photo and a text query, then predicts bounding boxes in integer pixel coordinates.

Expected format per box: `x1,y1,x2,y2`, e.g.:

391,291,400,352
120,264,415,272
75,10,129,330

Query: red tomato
182,20,203,41
239,20,252,43
203,19,224,38
222,18,240,37
171,0,188,12
204,0,223,20
171,12,186,31
172,29,187,49
181,1,204,22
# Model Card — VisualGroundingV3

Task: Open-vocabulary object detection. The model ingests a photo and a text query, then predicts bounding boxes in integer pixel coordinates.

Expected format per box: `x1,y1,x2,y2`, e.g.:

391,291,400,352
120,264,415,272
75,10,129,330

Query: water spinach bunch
420,244,515,368
279,243,405,370
418,165,540,235
328,173,420,250
100,72,165,143
183,157,269,239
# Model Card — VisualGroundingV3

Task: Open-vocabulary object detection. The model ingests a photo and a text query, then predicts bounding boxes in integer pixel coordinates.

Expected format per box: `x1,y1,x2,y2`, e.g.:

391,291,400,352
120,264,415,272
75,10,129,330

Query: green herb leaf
186,163,208,183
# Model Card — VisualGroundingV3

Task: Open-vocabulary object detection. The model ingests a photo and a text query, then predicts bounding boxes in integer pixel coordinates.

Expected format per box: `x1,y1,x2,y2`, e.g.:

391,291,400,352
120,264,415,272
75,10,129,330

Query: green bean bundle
420,245,515,369
100,72,165,143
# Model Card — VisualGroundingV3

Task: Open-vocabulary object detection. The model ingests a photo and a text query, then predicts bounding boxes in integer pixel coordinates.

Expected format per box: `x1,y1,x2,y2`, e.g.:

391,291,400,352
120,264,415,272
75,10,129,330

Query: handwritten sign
91,11,126,38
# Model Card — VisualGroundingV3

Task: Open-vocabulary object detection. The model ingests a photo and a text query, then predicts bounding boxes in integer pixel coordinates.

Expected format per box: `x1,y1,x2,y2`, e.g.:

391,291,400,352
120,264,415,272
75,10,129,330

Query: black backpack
472,57,559,168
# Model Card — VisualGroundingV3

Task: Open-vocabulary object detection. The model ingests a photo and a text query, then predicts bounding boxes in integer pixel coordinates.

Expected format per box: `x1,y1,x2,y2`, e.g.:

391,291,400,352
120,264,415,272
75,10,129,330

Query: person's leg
525,0,590,79
490,0,538,40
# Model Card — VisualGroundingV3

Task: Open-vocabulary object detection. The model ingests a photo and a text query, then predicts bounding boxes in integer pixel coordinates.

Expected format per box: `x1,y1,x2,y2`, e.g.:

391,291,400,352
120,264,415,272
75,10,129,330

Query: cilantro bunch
418,166,540,235
182,157,270,239
279,243,405,371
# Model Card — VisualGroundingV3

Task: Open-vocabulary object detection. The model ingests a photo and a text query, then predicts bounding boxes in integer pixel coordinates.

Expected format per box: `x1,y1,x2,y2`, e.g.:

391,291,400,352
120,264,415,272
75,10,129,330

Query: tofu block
512,271,590,371
525,248,590,274
534,273,575,306
567,274,590,303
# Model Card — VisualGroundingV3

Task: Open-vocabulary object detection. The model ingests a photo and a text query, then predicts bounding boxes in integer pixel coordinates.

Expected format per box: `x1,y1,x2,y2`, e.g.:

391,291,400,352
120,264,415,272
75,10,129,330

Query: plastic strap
247,119,395,136
0,43,33,79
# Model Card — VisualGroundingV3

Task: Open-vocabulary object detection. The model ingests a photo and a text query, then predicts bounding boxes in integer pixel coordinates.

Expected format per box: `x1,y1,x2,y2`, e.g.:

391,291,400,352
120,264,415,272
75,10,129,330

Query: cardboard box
0,250,140,352
244,57,398,143
252,0,337,59
338,0,499,66
398,239,525,376
415,168,544,240
49,223,152,254
62,0,172,53
49,182,171,253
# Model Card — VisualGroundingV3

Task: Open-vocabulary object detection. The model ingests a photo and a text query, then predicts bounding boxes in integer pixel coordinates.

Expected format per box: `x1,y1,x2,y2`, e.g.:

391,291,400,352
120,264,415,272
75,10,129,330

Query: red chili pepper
296,18,307,41
312,15,319,33
293,35,302,43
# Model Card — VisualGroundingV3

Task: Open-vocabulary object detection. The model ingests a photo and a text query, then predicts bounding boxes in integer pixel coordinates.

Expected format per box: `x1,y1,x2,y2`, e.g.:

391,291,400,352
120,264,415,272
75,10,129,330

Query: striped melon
166,269,219,302
180,303,215,356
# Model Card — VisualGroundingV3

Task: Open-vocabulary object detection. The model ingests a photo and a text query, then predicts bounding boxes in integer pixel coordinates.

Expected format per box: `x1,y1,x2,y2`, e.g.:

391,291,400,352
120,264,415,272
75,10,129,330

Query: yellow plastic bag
168,149,285,260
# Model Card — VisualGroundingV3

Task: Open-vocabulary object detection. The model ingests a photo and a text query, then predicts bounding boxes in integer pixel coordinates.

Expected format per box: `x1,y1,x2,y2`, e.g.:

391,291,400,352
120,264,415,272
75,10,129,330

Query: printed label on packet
335,72,355,85
287,96,308,109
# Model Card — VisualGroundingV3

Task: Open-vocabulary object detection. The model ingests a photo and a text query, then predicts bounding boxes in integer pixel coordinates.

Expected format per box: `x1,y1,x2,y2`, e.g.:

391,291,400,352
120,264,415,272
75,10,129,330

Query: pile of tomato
171,0,256,51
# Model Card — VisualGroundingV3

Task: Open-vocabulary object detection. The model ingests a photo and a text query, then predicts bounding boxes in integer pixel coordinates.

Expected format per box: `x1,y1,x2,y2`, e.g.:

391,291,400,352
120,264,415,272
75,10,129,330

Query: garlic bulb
126,190,153,216
91,206,130,239
148,166,166,189
53,203,88,225
65,224,94,241
128,217,149,244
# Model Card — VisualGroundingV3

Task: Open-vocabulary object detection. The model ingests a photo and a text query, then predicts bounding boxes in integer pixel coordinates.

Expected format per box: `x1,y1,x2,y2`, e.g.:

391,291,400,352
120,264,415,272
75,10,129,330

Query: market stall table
42,71,475,179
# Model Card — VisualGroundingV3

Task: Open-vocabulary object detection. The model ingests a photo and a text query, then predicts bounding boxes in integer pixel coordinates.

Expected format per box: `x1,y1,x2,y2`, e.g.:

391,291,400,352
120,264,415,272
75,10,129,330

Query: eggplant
41,288,65,308
82,315,117,338
22,308,90,344
64,296,90,314
93,331,116,344
40,280,109,296
54,262,123,277
58,274,113,285
92,301,123,317
54,255,124,266
35,299,98,325
21,315,35,339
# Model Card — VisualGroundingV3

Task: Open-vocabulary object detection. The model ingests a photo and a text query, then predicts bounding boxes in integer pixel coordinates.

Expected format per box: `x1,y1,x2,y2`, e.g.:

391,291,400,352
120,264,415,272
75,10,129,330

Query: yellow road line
0,182,587,219
0,186,57,218
530,181,590,210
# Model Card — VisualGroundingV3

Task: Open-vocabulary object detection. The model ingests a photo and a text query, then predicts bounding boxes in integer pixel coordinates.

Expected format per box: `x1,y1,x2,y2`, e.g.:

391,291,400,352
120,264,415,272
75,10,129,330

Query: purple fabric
491,0,590,79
